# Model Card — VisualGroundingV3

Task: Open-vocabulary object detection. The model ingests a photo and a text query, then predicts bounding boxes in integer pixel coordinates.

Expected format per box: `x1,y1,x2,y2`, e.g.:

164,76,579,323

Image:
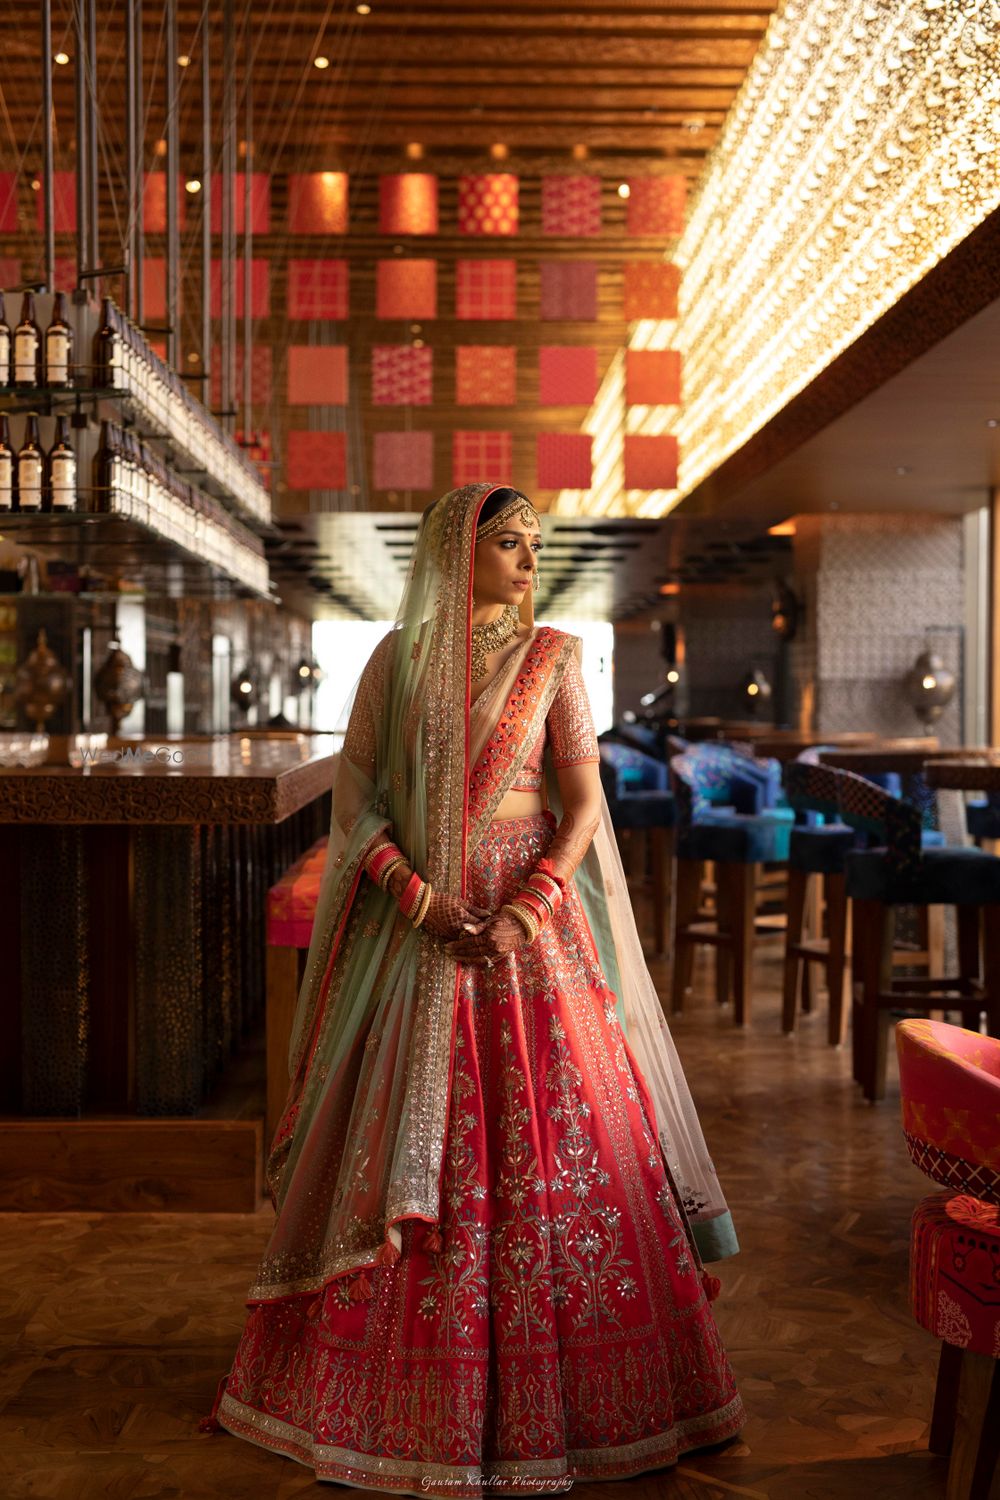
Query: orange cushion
910,1192,1000,1358
268,837,329,947
896,1019,1000,1194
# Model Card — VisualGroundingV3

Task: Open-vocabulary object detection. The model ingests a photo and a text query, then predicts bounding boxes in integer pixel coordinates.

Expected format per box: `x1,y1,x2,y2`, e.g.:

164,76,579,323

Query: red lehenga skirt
214,812,744,1495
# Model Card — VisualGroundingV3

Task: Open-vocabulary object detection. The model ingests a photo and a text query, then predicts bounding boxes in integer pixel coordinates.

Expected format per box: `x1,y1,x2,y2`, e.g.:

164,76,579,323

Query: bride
202,482,744,1494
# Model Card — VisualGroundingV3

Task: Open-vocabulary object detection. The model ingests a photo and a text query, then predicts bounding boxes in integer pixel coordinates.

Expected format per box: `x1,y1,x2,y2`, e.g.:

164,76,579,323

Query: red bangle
535,857,566,890
515,889,550,928
399,871,423,919
526,872,562,910
367,841,404,886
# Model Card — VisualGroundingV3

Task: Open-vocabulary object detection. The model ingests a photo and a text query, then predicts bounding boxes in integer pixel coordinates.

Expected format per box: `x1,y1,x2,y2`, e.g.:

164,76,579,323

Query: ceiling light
405,142,423,160
571,144,589,161
178,54,191,67
185,178,202,194
617,183,630,198
187,351,199,363
490,143,509,160
356,2,371,11
987,418,999,428
30,177,40,191
54,51,70,65
313,54,330,69
768,519,797,536
895,465,912,475
155,138,167,157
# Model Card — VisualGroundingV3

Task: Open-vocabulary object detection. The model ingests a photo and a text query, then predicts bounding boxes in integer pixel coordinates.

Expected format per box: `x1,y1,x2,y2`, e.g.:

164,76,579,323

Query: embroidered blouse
508,648,599,792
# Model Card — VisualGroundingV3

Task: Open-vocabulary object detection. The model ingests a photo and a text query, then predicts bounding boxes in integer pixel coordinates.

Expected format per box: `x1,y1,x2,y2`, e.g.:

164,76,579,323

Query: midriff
492,789,544,821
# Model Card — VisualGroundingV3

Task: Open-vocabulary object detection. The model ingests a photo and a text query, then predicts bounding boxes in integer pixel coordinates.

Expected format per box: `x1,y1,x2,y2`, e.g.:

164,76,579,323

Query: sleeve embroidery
547,647,600,768
341,631,393,778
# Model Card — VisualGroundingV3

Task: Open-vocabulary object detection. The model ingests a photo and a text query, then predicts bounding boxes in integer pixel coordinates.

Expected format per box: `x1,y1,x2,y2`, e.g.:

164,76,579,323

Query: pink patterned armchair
896,1019,1000,1497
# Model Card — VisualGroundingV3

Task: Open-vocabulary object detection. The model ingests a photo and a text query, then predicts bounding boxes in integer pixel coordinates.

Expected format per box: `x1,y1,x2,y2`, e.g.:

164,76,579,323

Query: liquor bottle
94,420,114,512
0,291,11,390
44,291,73,388
14,292,42,390
0,414,13,511
49,415,76,511
95,297,123,391
16,413,44,511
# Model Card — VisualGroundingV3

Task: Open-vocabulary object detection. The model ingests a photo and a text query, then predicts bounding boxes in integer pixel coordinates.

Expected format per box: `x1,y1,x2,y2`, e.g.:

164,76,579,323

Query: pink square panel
371,346,433,405
376,259,437,320
288,172,348,234
287,259,348,319
209,345,273,409
623,262,680,320
287,345,348,405
286,430,347,490
36,173,76,233
455,259,516,320
379,174,438,235
626,177,686,237
541,176,601,236
539,346,598,406
536,433,592,489
625,348,682,406
457,174,519,235
0,173,16,233
539,262,598,321
210,259,270,317
373,431,434,491
624,433,679,489
210,174,271,234
455,346,516,406
452,431,513,488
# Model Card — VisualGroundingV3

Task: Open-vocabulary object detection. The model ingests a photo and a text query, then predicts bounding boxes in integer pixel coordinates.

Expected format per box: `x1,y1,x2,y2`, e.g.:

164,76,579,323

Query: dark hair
476,487,533,530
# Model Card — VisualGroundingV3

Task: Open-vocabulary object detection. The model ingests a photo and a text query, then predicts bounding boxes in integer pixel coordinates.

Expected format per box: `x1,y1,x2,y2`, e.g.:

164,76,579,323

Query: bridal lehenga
206,483,744,1495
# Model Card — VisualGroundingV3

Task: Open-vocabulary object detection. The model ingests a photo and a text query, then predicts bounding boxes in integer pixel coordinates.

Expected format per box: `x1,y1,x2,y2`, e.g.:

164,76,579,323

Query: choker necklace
471,604,520,682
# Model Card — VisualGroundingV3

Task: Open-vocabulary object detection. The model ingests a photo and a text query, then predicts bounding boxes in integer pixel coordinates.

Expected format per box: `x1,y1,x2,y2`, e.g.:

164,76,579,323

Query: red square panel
455,346,516,406
286,430,347,490
627,176,686,237
539,346,598,406
144,257,166,320
539,262,597,321
536,433,592,489
210,173,271,234
287,259,348,319
288,172,348,234
371,346,433,405
625,349,682,406
455,259,516,320
379,174,438,235
376,259,437,319
623,262,680,321
624,433,679,489
541,176,601,236
452,431,512,488
0,173,17,233
210,259,270,317
457,174,519,235
238,428,272,490
36,173,76,233
0,256,21,287
209,345,273,409
143,174,186,233
287,345,348,405
373,431,434,491
54,256,76,291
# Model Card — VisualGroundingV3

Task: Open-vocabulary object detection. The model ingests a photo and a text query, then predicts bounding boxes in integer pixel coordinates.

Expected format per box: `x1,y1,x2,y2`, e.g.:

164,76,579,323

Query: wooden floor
1,944,949,1499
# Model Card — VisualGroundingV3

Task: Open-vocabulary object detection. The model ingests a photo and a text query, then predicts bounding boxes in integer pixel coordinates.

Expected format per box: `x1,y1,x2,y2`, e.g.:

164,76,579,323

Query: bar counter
0,736,336,1213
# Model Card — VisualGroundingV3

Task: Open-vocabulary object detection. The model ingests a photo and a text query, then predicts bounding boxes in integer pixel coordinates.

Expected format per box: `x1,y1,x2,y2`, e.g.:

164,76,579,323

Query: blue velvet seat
599,745,675,954
967,795,1000,843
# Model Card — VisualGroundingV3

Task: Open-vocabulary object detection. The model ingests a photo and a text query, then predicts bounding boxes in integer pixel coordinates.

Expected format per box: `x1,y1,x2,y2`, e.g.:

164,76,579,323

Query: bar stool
599,743,676,956
670,745,793,1024
896,1019,1000,1498
265,836,328,1143
838,768,1000,1101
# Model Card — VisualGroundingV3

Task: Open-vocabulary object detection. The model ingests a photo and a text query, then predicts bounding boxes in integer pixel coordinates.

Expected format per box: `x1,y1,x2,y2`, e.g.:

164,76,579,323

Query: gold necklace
470,604,520,682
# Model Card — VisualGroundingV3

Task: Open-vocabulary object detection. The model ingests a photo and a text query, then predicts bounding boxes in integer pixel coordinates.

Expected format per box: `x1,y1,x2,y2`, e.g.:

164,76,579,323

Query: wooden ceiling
0,1,779,617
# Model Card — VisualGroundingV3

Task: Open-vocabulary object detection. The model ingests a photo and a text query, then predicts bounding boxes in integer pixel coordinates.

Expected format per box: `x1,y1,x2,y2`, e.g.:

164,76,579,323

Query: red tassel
349,1272,373,1302
375,1237,401,1267
424,1225,443,1253
701,1272,722,1303
198,1374,228,1433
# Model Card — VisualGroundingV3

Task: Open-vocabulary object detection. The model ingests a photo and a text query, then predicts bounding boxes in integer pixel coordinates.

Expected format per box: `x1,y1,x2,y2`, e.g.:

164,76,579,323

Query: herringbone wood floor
0,946,948,1499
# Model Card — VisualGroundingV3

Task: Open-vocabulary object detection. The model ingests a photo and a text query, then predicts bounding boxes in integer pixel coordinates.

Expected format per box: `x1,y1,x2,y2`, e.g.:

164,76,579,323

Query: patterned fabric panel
896,1017,1000,1179
837,766,922,879
904,1134,1000,1203
785,760,841,820
910,1193,1000,1359
378,174,439,235
541,175,602,236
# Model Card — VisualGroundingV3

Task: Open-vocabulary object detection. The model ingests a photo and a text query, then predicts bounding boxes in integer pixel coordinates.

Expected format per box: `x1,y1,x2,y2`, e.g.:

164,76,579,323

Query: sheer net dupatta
251,484,498,1303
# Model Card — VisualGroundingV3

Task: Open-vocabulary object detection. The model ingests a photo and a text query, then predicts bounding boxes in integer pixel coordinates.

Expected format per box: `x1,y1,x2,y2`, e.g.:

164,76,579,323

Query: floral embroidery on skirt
216,813,743,1495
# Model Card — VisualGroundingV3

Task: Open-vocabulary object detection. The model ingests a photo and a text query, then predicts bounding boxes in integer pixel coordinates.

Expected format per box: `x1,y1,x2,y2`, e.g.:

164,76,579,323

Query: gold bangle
411,880,433,929
378,856,407,891
501,901,539,943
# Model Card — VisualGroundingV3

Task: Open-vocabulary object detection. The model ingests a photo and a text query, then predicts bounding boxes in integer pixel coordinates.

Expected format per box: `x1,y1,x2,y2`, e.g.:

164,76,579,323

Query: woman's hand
421,892,491,943
445,911,529,966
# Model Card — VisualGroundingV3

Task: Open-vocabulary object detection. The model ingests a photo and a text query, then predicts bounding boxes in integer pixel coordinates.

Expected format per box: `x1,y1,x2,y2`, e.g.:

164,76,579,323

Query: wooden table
817,739,946,774
750,730,879,763
924,754,1000,792
0,735,336,1213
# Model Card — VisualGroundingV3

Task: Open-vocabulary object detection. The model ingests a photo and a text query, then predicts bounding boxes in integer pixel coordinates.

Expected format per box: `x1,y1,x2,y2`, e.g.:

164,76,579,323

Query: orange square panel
376,260,437,320
626,177,686,237
455,346,516,406
36,172,76,233
143,173,186,234
538,346,598,406
452,431,513,487
379,174,438,235
625,349,682,406
287,346,348,406
288,172,348,234
623,262,681,321
286,430,347,491
457,174,519,235
624,433,679,490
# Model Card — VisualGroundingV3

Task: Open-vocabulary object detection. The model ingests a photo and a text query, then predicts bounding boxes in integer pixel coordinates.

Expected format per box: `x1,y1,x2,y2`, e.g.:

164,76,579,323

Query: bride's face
472,520,542,609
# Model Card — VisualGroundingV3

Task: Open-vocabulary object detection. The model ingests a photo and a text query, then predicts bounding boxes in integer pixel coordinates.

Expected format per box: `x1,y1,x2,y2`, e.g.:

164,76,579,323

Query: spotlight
185,178,202,194
617,183,630,199
906,649,955,728
54,51,70,65
742,666,772,711
178,53,191,67
313,55,330,69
